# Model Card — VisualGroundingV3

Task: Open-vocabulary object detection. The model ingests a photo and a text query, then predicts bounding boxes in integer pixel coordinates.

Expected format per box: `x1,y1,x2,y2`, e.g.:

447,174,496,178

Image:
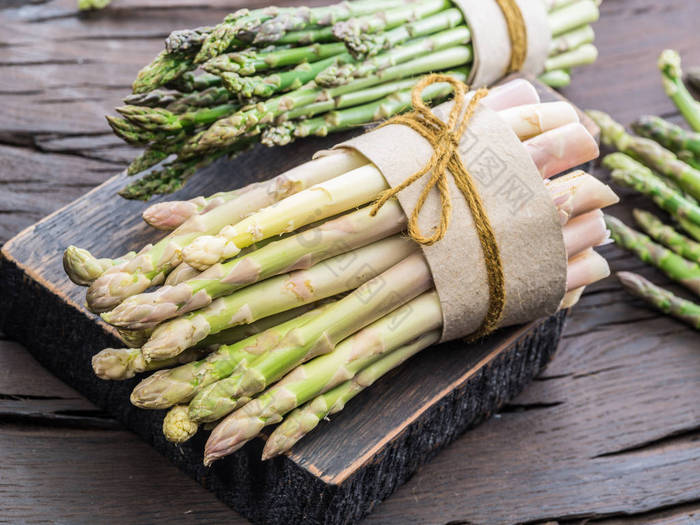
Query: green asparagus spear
189,252,434,426
332,0,452,58
165,27,213,54
130,303,332,408
133,51,195,95
538,69,571,88
97,304,319,381
659,50,700,132
548,0,600,37
248,0,406,45
166,87,234,113
139,237,417,362
315,27,471,88
203,292,442,458
339,8,465,59
545,43,597,72
631,115,700,170
589,110,700,201
167,72,222,93
106,115,186,146
93,346,212,381
141,191,243,231
127,148,171,177
262,71,467,145
103,200,407,330
202,42,347,76
678,216,700,242
163,405,199,443
89,150,367,309
549,25,595,56
617,271,700,330
221,55,350,99
288,76,460,142
262,330,440,459
116,103,239,133
633,209,700,264
78,0,110,10
605,215,700,296
182,46,473,158
124,89,183,108
63,247,135,286
602,153,700,233
181,163,390,269
119,140,255,201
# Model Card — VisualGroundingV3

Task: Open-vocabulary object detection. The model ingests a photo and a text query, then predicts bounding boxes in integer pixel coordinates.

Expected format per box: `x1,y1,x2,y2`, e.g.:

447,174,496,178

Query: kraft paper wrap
454,0,551,87
331,99,567,343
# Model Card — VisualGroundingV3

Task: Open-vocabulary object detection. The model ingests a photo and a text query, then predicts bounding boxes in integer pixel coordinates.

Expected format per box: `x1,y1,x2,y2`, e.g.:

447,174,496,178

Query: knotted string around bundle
369,73,506,340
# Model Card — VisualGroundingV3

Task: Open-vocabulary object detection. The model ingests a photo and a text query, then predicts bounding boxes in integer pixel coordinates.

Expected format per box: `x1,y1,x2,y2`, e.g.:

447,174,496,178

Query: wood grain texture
0,0,699,523
0,134,568,523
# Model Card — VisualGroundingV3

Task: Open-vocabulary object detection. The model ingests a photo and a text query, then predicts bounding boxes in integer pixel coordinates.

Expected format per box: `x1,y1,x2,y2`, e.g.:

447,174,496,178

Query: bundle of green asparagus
64,79,617,464
110,0,601,200
587,109,700,330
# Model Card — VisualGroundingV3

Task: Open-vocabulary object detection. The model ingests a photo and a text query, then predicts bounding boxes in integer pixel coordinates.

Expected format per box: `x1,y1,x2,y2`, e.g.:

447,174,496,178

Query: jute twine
494,0,528,73
369,74,505,340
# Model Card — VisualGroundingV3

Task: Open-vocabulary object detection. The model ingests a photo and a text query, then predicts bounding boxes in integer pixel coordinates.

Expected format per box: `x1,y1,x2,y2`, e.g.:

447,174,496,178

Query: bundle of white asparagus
63,79,618,465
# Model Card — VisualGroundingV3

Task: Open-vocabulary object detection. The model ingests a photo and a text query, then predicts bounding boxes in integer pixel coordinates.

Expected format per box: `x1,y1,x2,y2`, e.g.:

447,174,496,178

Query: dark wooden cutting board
0,77,596,525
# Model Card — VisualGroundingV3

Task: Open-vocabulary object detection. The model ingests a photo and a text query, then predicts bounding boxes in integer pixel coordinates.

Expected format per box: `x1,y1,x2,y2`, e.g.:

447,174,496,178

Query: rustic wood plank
0,424,247,524
0,0,699,523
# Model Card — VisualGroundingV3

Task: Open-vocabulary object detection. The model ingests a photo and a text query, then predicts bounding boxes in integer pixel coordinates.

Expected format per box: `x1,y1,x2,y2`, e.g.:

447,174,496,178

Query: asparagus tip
163,405,199,443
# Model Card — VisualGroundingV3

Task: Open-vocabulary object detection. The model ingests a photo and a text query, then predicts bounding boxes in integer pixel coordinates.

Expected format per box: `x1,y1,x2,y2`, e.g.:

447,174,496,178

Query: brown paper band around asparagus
331,83,567,343
453,0,551,86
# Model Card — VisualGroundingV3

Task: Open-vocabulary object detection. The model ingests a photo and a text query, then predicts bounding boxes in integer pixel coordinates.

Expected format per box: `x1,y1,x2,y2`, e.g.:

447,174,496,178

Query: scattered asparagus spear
659,50,700,132
201,291,443,457
605,215,700,296
262,331,440,458
589,109,700,201
602,152,700,237
633,209,700,264
189,252,434,425
632,115,700,170
617,271,700,330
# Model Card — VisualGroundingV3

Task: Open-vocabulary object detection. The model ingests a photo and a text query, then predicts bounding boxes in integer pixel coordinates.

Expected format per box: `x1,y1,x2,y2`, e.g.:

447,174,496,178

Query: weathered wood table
1,0,698,523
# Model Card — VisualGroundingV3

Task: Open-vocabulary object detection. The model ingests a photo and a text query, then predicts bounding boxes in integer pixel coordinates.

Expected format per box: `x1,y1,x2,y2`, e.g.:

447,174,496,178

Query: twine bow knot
369,73,506,339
